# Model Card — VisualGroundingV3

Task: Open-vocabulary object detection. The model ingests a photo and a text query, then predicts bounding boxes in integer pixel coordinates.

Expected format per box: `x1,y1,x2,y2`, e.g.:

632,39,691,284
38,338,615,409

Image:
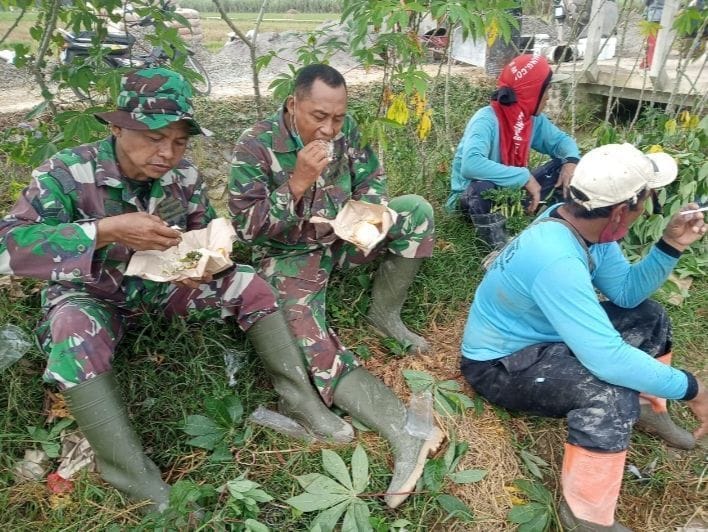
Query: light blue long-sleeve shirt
461,207,690,400
446,106,581,211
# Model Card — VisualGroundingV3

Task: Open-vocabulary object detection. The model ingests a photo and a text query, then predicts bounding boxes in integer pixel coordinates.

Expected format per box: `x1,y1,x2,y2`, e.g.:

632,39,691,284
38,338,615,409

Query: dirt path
0,62,486,115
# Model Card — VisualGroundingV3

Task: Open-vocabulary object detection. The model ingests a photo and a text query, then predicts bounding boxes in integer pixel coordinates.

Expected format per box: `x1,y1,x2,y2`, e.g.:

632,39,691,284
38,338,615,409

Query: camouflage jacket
229,107,386,260
0,137,215,309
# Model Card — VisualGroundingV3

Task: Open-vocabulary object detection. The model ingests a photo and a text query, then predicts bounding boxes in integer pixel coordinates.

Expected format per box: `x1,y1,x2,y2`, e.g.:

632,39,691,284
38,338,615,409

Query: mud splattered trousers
39,264,278,389
461,300,672,452
459,159,565,217
257,194,435,405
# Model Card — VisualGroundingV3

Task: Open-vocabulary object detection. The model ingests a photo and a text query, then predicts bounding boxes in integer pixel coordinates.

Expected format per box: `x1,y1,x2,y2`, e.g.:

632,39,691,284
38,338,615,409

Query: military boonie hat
95,67,211,136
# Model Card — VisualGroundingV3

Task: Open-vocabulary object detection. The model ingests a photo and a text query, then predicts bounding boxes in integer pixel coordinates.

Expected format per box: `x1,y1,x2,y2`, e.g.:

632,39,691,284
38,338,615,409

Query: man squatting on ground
447,53,581,249
228,64,443,508
460,143,708,531
0,68,436,512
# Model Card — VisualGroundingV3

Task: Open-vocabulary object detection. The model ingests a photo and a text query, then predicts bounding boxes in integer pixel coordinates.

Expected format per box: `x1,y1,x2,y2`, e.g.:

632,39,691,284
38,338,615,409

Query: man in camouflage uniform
229,64,442,509
0,67,353,513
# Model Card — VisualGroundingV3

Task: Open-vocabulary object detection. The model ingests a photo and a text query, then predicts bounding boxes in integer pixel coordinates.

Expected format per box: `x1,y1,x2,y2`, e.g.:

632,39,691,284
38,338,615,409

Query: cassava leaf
351,444,369,494
402,369,435,392
309,500,350,532
322,449,353,491
295,473,350,496
286,491,350,512
449,469,487,484
437,494,475,523
341,499,372,532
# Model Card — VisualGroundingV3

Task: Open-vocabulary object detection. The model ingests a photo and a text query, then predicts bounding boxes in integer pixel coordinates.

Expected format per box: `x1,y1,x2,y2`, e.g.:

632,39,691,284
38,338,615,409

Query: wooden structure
557,0,707,110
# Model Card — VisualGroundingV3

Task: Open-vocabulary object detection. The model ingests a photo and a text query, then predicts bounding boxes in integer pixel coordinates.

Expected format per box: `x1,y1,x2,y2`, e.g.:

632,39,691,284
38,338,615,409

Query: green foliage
0,0,207,163
182,394,253,461
26,418,74,458
421,435,483,523
519,449,550,480
593,109,708,283
506,479,557,532
285,445,373,532
221,475,274,529
482,185,532,234
403,369,479,416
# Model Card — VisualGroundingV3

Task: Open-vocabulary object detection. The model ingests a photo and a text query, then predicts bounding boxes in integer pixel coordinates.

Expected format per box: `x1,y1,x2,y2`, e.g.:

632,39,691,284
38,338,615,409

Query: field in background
0,11,339,52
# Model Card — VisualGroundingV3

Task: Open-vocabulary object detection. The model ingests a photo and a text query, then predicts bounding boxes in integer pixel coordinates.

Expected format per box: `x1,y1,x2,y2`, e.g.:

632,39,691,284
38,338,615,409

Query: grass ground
0,76,706,530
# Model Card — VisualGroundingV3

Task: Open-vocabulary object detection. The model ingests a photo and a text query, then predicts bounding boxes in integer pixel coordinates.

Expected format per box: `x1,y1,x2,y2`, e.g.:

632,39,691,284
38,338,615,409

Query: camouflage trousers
461,300,672,452
258,194,435,405
39,264,278,389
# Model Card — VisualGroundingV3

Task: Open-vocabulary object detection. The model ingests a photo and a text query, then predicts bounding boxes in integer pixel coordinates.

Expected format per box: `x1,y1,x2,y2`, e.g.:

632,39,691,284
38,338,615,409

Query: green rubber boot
332,367,444,508
367,254,430,354
635,404,696,450
63,372,170,513
247,311,354,443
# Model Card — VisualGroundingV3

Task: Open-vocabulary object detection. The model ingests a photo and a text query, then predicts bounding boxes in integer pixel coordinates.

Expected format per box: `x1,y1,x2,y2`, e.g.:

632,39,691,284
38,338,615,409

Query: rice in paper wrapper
311,200,397,255
125,218,236,282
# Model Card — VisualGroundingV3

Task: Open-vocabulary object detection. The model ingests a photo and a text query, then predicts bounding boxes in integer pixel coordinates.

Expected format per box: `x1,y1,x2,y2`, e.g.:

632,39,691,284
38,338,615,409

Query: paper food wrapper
311,200,397,254
125,217,236,282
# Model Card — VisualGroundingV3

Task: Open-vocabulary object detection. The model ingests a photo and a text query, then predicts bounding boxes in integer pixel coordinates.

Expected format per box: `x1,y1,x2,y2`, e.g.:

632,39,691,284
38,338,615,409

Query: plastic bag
405,390,435,439
0,324,32,372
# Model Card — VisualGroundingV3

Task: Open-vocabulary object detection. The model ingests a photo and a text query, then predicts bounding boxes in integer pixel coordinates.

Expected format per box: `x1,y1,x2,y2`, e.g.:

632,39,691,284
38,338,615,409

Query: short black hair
564,187,651,219
293,64,347,99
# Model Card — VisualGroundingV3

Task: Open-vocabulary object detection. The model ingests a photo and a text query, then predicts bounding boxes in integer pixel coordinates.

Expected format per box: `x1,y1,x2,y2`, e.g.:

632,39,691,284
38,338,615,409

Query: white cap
569,143,678,210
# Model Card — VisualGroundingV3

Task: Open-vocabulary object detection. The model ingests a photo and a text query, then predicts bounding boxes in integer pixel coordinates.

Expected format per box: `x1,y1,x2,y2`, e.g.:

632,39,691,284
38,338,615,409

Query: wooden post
650,0,679,90
582,0,605,82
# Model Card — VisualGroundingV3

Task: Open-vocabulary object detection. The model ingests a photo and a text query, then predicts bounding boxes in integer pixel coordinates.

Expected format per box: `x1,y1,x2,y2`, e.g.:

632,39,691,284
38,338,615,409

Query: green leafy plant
481,186,531,234
519,449,550,480
506,479,557,532
422,435,485,524
612,111,707,283
220,475,274,531
26,418,74,458
369,517,413,532
285,445,372,532
182,394,252,461
403,369,480,416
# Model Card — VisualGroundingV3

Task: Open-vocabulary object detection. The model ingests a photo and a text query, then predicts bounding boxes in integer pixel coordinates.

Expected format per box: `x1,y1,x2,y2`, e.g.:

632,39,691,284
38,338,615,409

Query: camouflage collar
271,106,301,154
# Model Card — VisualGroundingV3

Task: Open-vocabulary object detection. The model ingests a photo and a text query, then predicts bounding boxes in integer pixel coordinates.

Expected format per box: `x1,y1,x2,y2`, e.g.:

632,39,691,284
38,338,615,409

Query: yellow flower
486,18,500,47
413,91,427,118
647,144,663,153
664,119,677,135
679,110,691,126
688,115,700,129
386,94,409,125
417,109,432,140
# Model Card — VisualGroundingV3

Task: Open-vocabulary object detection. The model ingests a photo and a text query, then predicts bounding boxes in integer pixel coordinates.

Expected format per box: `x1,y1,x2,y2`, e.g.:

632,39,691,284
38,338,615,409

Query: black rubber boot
332,367,444,508
470,213,508,249
63,372,171,513
247,311,354,443
367,254,430,353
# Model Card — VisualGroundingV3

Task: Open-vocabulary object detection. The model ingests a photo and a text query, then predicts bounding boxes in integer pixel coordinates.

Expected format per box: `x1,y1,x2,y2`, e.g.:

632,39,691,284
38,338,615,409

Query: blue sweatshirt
446,106,580,211
461,207,690,400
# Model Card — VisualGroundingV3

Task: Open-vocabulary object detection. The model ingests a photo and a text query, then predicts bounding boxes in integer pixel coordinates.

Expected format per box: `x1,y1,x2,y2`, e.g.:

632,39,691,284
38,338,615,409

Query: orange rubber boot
559,443,630,531
636,353,695,450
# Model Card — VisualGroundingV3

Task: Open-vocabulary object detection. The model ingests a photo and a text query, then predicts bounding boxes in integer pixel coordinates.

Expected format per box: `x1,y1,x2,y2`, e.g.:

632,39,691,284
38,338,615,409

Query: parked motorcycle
57,16,211,101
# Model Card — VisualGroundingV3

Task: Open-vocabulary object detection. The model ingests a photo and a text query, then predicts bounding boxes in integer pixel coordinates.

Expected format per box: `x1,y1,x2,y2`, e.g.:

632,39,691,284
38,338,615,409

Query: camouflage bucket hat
95,67,211,136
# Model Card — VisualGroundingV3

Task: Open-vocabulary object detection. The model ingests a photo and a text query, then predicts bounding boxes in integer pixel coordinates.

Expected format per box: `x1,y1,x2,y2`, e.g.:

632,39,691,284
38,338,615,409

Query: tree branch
0,6,27,47
211,0,263,117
